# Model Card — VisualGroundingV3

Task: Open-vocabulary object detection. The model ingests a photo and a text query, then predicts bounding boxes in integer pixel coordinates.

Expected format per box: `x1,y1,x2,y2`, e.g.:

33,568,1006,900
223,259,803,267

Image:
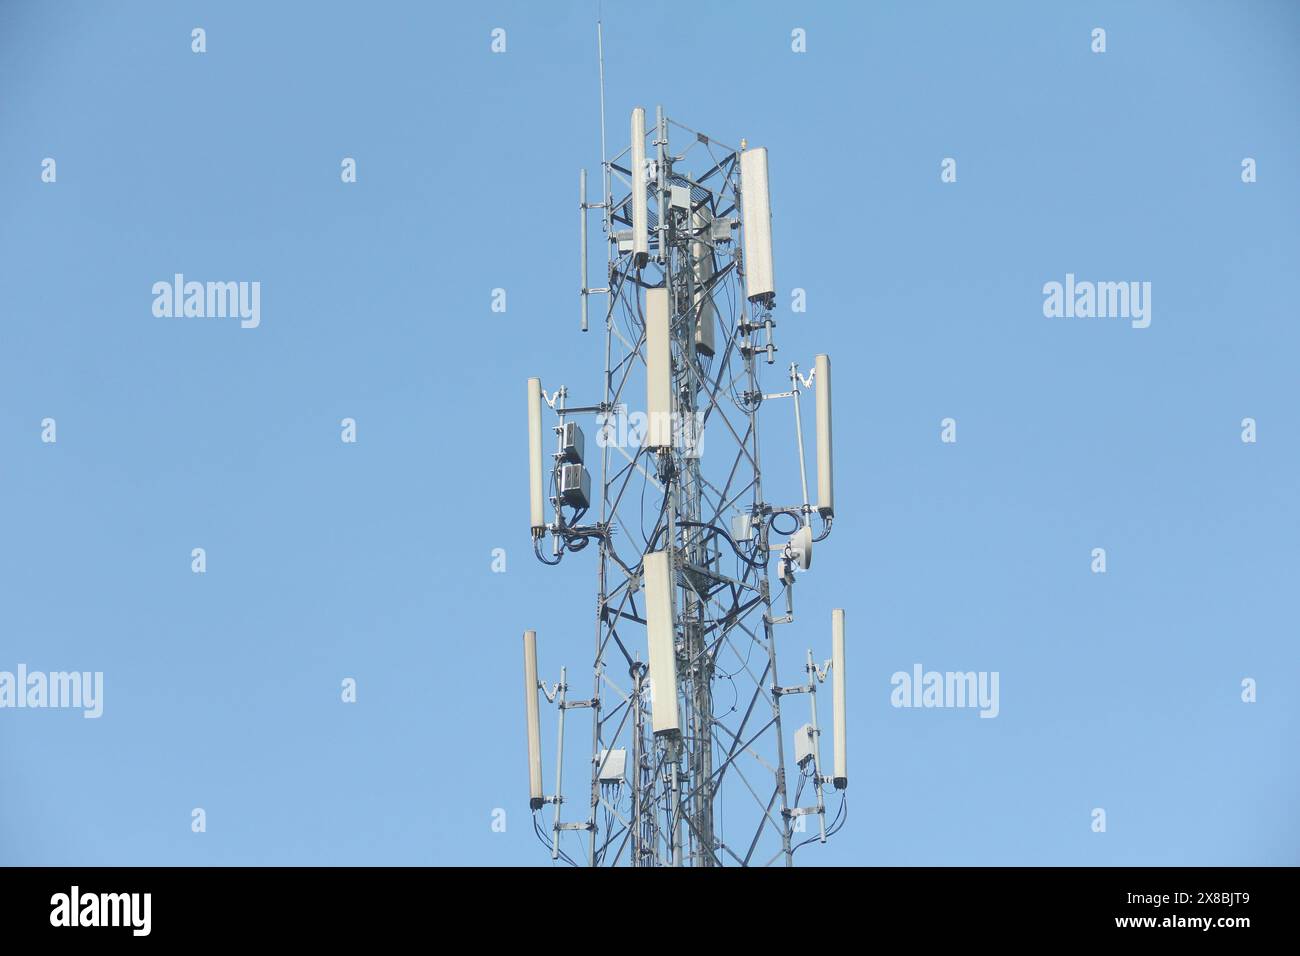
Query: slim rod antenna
596,15,608,187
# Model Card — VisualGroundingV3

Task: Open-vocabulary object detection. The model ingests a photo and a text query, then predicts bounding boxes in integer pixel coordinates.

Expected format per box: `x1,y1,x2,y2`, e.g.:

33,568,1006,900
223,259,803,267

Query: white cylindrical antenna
645,287,673,449
831,609,847,789
630,107,649,266
523,629,545,809
643,550,680,735
740,146,775,305
691,208,715,357
528,377,545,533
815,353,834,517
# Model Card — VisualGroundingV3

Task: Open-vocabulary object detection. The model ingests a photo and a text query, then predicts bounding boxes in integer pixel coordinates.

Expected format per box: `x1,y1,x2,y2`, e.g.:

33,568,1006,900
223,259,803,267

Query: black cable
533,536,561,566
533,813,581,867
768,509,801,537
791,794,848,855
678,519,767,570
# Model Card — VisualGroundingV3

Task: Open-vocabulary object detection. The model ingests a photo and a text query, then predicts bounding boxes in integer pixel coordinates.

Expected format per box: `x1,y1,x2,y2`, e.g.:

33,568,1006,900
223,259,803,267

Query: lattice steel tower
521,46,848,867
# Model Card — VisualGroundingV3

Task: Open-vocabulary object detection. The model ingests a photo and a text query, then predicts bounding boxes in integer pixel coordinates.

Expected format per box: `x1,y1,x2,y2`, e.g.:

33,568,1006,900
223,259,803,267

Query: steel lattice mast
521,61,848,867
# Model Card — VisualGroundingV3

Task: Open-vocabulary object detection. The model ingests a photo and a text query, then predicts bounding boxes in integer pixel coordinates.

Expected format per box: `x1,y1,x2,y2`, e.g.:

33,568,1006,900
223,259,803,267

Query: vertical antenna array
519,30,848,867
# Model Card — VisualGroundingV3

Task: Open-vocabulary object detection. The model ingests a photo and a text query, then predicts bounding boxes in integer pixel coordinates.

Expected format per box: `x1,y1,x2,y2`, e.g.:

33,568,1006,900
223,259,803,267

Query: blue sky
0,0,1296,866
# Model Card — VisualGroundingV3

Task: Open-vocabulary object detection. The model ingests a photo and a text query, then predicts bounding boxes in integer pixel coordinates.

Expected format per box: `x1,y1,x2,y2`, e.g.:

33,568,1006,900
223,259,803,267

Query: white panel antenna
691,208,716,356
643,550,680,735
815,354,834,518
630,107,649,266
645,287,673,449
527,377,545,533
740,146,775,305
832,609,847,789
523,630,544,809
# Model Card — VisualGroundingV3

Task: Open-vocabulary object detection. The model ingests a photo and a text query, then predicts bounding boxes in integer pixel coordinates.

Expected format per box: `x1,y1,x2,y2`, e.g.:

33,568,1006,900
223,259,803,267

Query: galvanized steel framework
528,99,845,866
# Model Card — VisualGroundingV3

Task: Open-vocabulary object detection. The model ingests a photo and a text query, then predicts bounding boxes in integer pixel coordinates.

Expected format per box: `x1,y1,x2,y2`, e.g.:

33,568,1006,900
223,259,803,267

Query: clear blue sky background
1,0,1296,866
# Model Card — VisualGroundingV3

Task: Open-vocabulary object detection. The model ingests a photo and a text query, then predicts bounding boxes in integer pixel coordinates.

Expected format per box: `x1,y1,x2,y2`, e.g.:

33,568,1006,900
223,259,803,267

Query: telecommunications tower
520,30,849,867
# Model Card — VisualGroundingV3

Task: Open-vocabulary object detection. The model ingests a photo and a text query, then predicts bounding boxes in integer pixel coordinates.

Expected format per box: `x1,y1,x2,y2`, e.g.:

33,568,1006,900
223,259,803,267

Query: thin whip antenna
596,12,608,177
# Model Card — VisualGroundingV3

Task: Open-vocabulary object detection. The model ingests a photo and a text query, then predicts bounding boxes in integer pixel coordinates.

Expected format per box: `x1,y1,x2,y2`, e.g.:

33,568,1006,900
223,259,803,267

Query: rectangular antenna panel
740,147,775,304
643,550,680,735
528,377,545,532
815,354,834,517
645,287,673,448
523,630,544,809
630,107,649,265
832,608,848,789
